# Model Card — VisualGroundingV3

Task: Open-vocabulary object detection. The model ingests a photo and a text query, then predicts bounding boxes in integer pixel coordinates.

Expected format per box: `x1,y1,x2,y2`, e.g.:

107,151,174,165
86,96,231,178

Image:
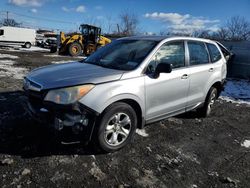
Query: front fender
79,77,145,116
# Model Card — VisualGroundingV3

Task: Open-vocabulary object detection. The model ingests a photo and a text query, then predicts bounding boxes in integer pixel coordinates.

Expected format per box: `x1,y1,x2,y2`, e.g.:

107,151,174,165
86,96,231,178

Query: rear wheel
197,87,218,117
69,42,82,56
96,102,137,152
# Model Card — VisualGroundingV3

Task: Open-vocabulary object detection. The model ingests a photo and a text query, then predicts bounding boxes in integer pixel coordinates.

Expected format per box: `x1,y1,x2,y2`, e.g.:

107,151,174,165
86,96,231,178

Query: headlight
44,84,94,105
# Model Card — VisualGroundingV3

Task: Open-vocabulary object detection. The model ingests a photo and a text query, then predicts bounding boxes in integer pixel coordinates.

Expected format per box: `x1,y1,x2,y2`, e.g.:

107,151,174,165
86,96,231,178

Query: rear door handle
209,68,214,72
181,74,189,79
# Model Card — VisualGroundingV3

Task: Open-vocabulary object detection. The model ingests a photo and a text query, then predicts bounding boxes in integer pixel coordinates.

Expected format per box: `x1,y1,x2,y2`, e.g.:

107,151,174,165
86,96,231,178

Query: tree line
1,13,249,41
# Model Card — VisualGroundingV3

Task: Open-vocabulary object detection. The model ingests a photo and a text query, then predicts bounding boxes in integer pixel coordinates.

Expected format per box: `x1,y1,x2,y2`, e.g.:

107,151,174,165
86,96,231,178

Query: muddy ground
0,47,250,188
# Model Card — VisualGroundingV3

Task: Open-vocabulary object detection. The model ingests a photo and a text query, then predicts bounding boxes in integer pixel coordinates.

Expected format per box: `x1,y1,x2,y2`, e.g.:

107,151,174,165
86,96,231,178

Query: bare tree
0,18,21,27
214,28,229,40
119,11,139,36
192,30,211,38
226,16,250,41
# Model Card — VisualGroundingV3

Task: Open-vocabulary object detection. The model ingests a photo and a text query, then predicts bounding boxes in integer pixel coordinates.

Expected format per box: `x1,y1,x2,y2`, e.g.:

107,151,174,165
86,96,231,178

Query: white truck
0,26,36,48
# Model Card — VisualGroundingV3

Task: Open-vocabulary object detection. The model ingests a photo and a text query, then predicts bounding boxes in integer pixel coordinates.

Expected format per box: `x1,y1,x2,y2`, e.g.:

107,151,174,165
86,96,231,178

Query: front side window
188,41,209,66
147,41,185,72
0,30,4,36
207,43,222,62
84,39,158,71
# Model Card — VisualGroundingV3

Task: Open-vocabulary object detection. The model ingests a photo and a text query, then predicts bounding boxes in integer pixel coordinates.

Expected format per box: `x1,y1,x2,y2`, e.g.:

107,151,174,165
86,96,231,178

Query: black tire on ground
96,102,137,152
50,46,57,53
68,42,82,56
197,87,218,117
24,42,31,48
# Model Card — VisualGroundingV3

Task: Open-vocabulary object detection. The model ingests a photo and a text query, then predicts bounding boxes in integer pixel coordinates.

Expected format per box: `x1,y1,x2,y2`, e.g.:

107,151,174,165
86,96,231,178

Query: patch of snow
136,129,149,137
0,60,28,80
220,79,250,105
241,140,250,148
51,60,74,64
1,46,50,52
176,148,200,164
0,53,19,59
89,162,106,181
219,96,250,105
44,54,85,59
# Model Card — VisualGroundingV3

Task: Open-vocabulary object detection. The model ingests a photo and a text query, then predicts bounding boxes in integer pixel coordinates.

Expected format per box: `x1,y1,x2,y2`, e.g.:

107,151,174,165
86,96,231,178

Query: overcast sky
0,0,249,34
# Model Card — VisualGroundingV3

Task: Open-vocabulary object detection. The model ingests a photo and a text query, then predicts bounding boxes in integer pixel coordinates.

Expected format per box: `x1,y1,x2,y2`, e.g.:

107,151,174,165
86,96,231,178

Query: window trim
186,40,211,67
206,42,222,63
143,40,188,74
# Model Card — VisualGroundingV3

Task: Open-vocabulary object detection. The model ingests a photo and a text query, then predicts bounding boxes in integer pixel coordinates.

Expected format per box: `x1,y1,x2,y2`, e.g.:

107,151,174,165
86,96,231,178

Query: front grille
25,89,47,111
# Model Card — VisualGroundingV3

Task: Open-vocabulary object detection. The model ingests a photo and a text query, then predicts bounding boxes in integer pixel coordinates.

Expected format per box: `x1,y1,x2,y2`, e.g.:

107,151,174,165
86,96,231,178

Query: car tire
96,102,137,152
24,42,31,48
69,42,82,56
197,87,218,117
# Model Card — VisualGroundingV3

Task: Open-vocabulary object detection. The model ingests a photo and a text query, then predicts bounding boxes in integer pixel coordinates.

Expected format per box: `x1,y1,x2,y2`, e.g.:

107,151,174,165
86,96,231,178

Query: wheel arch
100,97,145,129
118,99,144,129
210,81,224,98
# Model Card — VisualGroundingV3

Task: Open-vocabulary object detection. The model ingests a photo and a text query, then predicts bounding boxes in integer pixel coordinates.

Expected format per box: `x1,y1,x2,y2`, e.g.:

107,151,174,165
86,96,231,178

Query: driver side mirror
154,63,172,78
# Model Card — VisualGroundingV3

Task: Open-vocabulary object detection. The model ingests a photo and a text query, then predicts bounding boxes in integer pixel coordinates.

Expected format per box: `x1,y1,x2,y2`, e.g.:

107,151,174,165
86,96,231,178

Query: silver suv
24,36,229,152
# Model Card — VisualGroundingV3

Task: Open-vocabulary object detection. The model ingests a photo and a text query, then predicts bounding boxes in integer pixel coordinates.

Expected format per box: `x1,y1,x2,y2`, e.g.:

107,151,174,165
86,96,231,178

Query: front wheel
96,102,137,152
197,87,218,117
68,42,82,56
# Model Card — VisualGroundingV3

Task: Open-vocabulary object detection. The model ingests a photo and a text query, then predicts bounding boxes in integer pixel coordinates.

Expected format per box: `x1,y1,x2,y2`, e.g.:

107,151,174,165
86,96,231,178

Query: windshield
83,39,158,71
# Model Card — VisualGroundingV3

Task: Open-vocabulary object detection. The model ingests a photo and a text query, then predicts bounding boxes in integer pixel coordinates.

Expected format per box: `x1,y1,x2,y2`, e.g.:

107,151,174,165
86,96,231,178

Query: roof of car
119,35,214,43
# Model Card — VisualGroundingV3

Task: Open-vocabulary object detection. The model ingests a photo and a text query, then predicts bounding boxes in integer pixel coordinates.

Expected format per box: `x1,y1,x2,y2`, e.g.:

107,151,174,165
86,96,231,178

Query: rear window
207,43,221,62
0,29,4,36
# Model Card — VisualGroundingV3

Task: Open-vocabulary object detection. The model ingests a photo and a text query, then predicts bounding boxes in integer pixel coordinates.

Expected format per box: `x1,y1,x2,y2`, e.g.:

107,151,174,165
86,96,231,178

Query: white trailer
0,26,36,48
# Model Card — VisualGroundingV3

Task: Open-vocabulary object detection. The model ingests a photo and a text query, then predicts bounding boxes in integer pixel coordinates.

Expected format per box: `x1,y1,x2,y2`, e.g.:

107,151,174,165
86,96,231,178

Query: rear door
186,40,214,109
145,41,190,122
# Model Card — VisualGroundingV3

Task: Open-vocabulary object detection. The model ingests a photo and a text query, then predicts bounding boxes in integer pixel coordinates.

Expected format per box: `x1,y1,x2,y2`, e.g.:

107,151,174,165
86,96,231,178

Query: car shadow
176,110,201,119
0,90,102,158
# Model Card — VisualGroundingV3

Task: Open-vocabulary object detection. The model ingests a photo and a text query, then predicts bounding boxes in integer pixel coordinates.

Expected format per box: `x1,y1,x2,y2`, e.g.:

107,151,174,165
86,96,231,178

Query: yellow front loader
57,24,111,56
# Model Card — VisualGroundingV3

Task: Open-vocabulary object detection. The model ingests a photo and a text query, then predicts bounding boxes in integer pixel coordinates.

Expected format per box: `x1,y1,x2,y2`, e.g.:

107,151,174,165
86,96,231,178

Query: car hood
26,62,124,90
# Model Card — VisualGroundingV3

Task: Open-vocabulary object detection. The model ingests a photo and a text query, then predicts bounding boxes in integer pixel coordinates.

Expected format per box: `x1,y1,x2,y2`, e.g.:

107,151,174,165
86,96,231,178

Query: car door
145,41,190,122
186,40,214,109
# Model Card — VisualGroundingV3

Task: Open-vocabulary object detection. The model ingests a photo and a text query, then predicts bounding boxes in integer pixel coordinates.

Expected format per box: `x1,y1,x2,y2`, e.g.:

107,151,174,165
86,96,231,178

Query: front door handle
209,68,214,72
181,74,189,79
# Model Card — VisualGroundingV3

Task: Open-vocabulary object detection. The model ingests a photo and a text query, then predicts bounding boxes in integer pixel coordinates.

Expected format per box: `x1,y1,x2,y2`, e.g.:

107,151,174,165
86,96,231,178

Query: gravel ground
0,47,250,188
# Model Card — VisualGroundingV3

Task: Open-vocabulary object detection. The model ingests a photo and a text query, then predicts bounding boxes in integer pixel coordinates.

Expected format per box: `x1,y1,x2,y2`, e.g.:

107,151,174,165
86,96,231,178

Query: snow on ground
1,46,50,53
51,60,75,64
0,53,19,59
241,140,250,148
0,60,28,80
20,46,50,52
220,79,250,105
44,54,85,59
136,129,149,137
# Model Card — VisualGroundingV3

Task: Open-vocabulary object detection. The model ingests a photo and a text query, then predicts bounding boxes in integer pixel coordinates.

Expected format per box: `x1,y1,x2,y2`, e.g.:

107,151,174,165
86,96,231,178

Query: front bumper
24,91,99,143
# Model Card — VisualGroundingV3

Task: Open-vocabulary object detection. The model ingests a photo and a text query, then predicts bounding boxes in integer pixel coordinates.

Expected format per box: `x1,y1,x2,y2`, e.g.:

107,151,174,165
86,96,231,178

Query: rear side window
188,41,209,65
207,43,221,62
0,29,4,36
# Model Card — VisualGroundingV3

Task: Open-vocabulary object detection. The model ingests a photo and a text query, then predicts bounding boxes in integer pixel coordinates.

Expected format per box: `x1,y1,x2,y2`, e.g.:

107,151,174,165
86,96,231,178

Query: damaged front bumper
24,90,99,143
